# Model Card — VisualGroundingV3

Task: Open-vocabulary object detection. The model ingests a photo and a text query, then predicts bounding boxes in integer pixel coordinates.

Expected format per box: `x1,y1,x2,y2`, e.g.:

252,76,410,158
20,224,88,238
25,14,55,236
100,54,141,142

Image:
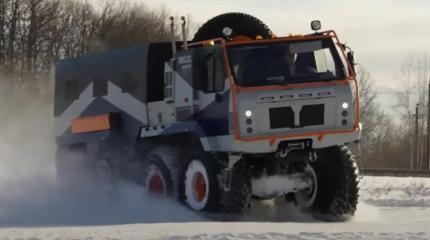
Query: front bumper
200,124,361,153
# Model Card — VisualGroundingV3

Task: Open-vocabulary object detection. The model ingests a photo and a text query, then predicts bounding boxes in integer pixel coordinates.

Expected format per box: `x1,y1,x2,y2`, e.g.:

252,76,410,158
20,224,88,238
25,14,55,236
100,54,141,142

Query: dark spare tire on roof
192,12,273,42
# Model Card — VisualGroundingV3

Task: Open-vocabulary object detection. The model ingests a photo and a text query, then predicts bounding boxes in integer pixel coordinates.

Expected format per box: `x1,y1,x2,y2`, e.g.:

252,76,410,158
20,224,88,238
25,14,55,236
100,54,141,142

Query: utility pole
415,104,419,170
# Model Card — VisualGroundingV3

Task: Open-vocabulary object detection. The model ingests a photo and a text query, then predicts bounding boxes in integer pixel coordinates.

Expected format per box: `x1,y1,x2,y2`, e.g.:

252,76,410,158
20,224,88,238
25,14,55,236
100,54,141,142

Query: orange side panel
231,35,253,42
71,114,112,134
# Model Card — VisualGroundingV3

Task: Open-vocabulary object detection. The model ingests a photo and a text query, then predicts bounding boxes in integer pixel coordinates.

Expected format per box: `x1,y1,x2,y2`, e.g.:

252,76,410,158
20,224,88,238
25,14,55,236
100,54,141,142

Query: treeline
0,0,174,100
359,55,430,170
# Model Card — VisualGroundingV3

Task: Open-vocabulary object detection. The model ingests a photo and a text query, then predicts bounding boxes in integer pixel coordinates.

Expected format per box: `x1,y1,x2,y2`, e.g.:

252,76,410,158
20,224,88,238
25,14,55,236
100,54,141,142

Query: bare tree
357,70,380,162
356,68,412,169
0,0,183,101
393,54,430,169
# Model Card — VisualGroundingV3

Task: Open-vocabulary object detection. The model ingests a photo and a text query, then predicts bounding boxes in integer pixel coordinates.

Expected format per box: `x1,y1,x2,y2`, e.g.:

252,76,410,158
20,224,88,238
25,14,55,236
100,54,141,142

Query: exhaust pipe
181,16,188,50
169,16,177,57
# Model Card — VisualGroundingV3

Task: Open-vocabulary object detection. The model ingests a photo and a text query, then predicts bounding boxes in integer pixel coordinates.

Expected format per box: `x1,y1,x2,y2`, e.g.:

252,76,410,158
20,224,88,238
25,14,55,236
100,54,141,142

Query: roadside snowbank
359,176,430,207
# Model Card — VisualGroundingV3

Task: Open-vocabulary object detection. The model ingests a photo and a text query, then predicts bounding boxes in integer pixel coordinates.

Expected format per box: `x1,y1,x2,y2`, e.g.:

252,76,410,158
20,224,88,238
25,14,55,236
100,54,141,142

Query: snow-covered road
0,205,429,239
0,176,429,239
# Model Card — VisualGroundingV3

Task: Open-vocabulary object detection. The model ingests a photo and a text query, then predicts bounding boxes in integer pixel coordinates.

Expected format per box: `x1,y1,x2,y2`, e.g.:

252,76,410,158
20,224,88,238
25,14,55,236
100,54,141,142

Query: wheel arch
135,132,205,160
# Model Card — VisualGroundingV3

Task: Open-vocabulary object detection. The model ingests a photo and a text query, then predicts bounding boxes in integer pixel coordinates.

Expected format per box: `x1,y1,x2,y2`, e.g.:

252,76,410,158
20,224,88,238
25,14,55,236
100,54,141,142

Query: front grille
269,107,295,129
300,104,324,126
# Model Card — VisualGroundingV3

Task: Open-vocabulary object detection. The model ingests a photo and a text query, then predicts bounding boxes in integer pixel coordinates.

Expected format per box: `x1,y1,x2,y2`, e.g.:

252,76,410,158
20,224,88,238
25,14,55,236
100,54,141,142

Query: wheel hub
295,164,318,208
185,159,210,211
146,165,166,196
148,174,165,195
194,172,207,202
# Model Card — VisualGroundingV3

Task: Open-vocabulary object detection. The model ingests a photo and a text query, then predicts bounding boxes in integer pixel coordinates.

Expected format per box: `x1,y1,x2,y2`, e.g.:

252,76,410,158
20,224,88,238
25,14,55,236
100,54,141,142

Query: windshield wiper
266,76,288,85
269,81,288,86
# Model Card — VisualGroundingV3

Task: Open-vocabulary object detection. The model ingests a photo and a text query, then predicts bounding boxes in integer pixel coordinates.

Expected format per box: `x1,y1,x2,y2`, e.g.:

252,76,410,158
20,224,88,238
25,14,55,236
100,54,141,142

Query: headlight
342,102,349,109
245,110,253,117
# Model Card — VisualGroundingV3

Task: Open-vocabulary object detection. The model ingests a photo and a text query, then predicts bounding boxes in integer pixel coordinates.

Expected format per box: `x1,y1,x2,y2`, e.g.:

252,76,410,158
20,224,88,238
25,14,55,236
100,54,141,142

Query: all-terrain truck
54,13,361,220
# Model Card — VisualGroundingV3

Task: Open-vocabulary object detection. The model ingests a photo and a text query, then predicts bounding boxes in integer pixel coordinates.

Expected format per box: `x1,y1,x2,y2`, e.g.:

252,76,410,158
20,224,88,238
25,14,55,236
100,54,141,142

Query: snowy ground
360,176,430,207
0,176,429,239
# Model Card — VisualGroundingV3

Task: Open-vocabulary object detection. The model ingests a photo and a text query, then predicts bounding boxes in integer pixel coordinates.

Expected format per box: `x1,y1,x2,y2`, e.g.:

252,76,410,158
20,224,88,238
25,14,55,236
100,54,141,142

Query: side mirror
192,48,209,87
193,47,217,91
347,51,356,74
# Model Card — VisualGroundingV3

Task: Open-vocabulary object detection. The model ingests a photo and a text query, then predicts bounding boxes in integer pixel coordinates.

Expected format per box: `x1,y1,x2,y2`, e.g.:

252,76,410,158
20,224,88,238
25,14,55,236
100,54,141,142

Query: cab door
173,50,195,121
193,47,229,136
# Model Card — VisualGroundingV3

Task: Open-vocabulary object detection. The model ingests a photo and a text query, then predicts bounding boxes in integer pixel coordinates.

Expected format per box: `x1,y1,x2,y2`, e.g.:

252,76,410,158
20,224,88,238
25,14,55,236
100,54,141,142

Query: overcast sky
95,0,430,110
124,0,429,89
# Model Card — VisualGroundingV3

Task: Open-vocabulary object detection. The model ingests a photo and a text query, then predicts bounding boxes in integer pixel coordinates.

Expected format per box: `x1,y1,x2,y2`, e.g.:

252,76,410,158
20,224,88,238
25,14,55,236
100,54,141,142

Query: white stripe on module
54,83,96,136
55,82,148,137
103,82,147,124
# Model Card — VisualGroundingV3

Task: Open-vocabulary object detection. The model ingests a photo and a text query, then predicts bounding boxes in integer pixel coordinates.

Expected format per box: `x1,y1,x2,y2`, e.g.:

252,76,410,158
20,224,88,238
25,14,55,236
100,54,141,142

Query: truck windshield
227,39,346,87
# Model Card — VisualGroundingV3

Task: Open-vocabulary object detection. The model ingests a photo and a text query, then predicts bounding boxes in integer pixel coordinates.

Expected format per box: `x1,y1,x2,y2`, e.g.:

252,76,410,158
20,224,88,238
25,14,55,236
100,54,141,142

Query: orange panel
225,34,332,46
71,114,112,134
231,35,253,42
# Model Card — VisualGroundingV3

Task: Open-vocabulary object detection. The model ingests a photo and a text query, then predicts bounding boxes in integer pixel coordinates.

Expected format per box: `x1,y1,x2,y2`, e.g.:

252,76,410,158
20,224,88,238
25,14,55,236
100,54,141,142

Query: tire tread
192,12,273,42
312,145,360,221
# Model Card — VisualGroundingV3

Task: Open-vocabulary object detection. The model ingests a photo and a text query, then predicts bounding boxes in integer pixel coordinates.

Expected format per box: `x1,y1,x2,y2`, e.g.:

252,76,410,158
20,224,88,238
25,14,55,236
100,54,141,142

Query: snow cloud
0,83,202,226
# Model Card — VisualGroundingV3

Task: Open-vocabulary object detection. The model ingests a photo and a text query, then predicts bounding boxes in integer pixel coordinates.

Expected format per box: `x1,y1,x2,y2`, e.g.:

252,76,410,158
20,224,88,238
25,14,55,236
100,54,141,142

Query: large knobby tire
143,147,178,197
192,12,273,42
144,158,172,197
181,150,220,211
221,161,252,214
311,145,360,221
